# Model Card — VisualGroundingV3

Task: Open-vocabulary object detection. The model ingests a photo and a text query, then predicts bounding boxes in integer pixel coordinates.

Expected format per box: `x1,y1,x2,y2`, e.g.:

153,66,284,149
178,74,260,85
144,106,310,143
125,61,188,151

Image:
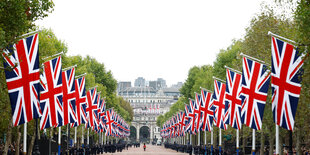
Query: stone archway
129,126,137,141
139,126,150,143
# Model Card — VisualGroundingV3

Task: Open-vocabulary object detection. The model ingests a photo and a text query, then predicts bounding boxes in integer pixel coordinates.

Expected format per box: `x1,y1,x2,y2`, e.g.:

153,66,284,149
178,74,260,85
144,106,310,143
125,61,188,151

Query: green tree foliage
161,3,310,154
0,0,54,50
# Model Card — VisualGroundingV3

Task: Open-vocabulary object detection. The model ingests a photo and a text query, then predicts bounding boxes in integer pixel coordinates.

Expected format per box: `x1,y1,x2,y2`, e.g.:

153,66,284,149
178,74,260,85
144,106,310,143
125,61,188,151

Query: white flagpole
74,127,77,147
23,123,27,154
236,129,239,155
252,129,255,155
58,127,61,155
276,125,279,155
219,128,222,154
87,128,89,145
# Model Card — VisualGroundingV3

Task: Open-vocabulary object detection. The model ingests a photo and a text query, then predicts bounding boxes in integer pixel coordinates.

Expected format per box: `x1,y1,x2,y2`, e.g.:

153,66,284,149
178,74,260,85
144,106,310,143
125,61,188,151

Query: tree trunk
296,128,302,155
15,126,21,155
27,130,35,155
2,122,13,155
260,131,265,155
242,134,247,154
269,134,274,155
279,133,283,155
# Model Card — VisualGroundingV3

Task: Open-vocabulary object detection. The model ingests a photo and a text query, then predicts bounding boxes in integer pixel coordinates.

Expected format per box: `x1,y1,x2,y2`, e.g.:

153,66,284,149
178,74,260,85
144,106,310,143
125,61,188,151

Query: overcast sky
36,0,269,86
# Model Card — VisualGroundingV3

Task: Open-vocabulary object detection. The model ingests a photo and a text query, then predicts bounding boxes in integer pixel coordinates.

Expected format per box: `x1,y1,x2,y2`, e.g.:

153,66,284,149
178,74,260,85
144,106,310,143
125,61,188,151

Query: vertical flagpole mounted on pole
236,129,239,155
87,128,89,146
74,127,77,147
23,123,27,155
219,128,222,154
252,129,255,155
211,127,213,155
198,132,201,146
276,125,279,155
58,127,61,155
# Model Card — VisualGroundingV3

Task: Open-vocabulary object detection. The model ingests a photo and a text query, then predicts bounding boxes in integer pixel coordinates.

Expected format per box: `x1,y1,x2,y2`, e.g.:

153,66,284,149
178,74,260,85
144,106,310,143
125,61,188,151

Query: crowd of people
163,142,310,155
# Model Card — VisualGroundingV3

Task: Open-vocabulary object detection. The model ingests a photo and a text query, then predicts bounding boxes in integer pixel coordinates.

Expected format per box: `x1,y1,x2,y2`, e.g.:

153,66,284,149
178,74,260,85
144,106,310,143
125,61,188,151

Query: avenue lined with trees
157,1,310,155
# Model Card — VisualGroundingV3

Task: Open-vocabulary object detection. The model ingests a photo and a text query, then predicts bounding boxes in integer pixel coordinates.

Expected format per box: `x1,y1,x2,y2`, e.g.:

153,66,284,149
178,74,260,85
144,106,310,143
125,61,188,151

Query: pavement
101,144,188,155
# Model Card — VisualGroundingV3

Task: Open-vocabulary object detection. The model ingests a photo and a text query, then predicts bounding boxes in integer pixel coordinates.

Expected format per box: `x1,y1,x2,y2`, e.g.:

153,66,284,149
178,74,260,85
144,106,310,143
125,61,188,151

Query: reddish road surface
101,144,188,155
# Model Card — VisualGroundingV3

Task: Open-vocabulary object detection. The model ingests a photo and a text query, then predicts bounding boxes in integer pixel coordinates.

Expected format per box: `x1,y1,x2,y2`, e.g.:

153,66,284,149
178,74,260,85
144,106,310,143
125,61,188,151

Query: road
101,144,188,155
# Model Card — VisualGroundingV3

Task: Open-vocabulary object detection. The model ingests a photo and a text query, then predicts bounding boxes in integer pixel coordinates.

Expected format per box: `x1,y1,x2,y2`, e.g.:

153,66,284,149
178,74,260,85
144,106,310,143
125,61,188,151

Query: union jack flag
85,88,98,129
73,76,87,126
224,69,243,130
178,111,187,136
194,93,202,131
98,98,106,131
200,89,214,132
3,34,41,126
62,68,77,126
40,56,63,129
212,80,227,130
105,109,115,136
185,102,196,134
92,93,101,132
271,37,304,130
240,57,270,130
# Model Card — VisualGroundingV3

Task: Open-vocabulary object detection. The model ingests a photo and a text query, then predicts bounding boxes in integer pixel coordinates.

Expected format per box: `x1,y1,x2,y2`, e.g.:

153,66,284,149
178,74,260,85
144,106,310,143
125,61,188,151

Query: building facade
118,86,179,143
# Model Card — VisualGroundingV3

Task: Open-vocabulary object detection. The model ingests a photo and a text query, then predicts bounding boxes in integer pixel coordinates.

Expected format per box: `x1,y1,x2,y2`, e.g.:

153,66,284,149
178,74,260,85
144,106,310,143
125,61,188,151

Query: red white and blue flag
3,34,41,126
85,88,98,129
185,105,191,133
62,68,77,126
186,100,196,134
178,111,187,136
240,57,270,130
200,89,214,132
73,76,87,126
98,98,106,132
224,69,243,130
105,109,115,136
271,37,304,130
194,93,202,131
40,56,63,129
212,80,227,130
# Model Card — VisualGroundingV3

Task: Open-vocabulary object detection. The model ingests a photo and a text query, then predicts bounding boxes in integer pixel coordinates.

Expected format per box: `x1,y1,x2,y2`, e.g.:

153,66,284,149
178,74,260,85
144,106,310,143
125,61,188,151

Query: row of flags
161,34,305,138
2,33,130,137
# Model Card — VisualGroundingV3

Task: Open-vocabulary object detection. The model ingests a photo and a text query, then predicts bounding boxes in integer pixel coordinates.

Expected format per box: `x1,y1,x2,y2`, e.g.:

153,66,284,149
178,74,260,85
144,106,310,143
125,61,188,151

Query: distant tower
134,77,146,87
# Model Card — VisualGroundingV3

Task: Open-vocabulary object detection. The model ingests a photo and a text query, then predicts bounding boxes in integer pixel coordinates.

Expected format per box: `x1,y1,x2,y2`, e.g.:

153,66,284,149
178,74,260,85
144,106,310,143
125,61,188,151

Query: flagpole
81,127,84,148
87,128,89,146
62,65,77,71
42,51,64,60
240,52,270,66
18,30,42,38
219,128,222,154
236,129,239,155
268,31,296,44
224,65,242,74
74,127,77,147
58,127,61,155
198,132,200,146
211,127,213,155
23,122,27,154
252,129,255,155
276,125,279,155
75,73,87,79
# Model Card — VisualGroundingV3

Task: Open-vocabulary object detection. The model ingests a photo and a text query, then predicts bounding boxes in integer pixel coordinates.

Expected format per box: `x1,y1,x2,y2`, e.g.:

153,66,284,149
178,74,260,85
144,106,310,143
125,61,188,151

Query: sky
36,0,269,86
